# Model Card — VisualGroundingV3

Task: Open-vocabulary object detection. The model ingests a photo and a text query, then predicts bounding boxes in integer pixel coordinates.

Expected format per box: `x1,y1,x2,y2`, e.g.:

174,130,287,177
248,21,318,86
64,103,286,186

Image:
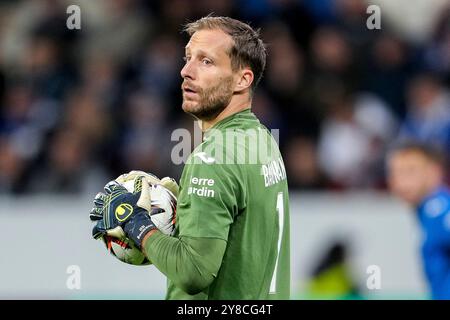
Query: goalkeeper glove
115,170,179,198
160,176,179,198
90,178,158,248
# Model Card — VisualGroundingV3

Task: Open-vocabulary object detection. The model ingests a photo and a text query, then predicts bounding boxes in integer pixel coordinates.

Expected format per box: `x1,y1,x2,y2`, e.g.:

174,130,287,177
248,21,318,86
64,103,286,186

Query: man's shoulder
422,187,450,219
196,124,279,165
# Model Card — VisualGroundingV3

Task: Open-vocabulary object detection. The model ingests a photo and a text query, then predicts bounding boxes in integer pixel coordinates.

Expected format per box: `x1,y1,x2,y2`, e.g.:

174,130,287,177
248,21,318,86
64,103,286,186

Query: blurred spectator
155,0,194,33
305,26,360,119
115,90,174,175
192,0,236,18
22,33,75,100
1,0,72,68
26,127,109,195
79,53,121,107
387,142,450,299
0,82,60,163
1,83,33,135
373,0,449,45
397,73,450,156
302,0,338,25
264,22,305,101
285,136,328,189
423,6,450,84
137,35,183,100
0,137,27,193
335,0,375,47
79,0,151,65
306,239,362,299
310,26,353,77
241,0,316,46
362,33,412,118
251,90,283,131
0,66,5,106
262,22,320,140
318,91,396,188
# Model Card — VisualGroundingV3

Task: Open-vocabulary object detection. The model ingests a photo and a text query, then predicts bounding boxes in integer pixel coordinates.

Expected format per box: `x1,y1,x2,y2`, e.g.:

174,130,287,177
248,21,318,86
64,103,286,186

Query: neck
201,96,251,131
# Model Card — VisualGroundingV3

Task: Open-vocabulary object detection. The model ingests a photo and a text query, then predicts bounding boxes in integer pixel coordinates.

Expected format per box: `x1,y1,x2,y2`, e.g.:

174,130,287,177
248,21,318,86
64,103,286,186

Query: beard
182,76,234,121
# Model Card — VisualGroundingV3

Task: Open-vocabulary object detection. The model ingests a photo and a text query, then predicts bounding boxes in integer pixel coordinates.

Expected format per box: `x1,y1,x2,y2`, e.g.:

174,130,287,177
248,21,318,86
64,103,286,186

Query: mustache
181,82,201,93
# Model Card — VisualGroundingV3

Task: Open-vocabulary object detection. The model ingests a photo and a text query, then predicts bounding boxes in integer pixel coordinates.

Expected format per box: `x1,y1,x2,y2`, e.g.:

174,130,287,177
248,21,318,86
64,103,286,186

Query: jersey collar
203,107,254,139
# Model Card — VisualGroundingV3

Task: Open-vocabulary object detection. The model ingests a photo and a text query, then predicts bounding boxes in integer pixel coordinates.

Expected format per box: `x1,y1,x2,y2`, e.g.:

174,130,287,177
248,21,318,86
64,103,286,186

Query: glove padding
159,177,179,198
90,171,179,247
90,178,157,247
115,170,179,198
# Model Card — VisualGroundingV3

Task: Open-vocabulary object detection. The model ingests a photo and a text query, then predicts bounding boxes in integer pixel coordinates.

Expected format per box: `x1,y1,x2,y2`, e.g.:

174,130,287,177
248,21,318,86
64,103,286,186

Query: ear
234,68,254,94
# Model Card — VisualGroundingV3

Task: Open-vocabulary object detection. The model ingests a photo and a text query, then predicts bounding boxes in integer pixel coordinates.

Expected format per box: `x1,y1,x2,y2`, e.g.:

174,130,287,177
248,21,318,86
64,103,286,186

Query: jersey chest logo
193,152,216,164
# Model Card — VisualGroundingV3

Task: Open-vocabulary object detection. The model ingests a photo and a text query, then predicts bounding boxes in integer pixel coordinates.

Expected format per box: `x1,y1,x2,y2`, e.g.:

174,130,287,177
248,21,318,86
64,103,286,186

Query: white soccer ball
102,179,177,266
102,235,151,265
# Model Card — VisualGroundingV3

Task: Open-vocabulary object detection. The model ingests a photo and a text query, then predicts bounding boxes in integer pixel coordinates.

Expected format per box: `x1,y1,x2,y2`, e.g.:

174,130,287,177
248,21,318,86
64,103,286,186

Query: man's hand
89,178,157,248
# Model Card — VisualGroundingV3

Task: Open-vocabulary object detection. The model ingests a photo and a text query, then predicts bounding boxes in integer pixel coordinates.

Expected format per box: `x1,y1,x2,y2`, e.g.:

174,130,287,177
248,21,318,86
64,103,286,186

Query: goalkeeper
90,16,290,300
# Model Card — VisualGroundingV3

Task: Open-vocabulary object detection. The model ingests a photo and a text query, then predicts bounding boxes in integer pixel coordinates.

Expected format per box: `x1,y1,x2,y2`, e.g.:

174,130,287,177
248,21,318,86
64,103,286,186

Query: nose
181,59,195,80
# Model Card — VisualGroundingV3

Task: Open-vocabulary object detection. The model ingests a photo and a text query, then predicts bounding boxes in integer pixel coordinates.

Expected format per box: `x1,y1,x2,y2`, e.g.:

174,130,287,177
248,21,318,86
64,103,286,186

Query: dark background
0,0,448,195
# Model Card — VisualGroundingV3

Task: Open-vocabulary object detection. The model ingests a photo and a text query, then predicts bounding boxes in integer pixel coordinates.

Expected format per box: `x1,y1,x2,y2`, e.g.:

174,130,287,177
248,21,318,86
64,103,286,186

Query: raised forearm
143,231,226,295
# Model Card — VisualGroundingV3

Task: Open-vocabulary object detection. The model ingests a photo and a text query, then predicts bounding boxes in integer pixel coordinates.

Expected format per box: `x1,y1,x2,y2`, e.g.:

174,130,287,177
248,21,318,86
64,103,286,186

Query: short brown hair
184,16,267,93
387,141,447,167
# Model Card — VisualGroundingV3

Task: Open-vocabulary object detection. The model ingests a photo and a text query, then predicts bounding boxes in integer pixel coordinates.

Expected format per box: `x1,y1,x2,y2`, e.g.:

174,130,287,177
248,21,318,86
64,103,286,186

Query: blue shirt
417,186,450,299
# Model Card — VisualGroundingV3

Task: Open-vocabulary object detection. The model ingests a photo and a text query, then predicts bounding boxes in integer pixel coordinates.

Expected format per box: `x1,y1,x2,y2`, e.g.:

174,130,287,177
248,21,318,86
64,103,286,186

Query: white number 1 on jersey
269,192,284,294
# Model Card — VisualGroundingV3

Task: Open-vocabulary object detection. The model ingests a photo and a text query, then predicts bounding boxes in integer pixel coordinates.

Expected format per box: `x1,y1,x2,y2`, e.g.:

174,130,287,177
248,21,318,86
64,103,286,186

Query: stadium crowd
0,0,449,194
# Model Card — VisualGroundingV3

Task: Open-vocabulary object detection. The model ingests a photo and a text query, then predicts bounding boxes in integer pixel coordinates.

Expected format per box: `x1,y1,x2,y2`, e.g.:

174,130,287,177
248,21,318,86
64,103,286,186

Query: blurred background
0,0,449,299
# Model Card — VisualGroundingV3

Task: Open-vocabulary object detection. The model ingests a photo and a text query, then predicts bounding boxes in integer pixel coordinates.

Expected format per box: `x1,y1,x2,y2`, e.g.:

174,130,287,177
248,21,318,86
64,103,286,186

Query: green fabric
144,232,226,297
147,109,290,299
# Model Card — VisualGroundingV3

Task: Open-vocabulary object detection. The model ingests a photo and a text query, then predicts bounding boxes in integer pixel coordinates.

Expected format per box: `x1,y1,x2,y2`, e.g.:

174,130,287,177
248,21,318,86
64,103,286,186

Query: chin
182,100,197,113
398,193,420,206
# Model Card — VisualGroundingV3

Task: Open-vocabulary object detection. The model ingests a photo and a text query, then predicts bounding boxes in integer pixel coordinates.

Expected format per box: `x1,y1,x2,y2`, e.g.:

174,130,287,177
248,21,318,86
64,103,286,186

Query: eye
202,58,212,65
183,56,191,63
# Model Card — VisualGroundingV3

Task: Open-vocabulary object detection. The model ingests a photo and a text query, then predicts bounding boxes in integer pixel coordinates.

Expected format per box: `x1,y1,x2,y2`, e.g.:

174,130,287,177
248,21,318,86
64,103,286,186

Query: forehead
390,150,429,166
185,29,233,56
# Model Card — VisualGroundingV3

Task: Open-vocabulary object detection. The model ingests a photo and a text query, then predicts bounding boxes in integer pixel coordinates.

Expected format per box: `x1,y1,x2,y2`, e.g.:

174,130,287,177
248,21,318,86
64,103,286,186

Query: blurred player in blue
387,142,450,299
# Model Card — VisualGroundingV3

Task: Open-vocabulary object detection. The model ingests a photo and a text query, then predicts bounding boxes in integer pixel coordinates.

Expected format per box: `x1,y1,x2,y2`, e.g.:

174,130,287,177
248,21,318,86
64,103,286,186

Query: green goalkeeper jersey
165,108,290,300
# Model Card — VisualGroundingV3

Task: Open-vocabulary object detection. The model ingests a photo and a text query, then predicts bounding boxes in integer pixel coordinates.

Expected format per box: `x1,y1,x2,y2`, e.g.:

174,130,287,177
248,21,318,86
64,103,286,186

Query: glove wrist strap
123,210,157,248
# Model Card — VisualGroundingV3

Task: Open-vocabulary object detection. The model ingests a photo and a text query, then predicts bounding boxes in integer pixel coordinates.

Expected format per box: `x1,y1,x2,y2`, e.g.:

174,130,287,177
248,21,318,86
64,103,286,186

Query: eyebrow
184,47,217,60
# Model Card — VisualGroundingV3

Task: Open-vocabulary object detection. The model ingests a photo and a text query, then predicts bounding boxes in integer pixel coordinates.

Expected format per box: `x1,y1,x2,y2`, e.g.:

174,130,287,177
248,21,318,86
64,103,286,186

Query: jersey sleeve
424,197,450,245
437,210,450,244
176,160,245,241
143,231,227,296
